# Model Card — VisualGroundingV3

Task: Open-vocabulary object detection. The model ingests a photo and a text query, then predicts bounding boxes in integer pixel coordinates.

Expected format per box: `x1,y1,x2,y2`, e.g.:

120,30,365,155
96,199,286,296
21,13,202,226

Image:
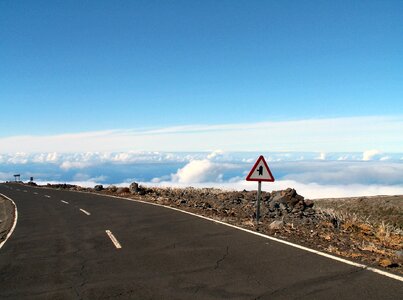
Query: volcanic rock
94,185,104,191
266,189,312,218
305,200,314,208
129,182,139,194
107,185,117,192
268,220,285,230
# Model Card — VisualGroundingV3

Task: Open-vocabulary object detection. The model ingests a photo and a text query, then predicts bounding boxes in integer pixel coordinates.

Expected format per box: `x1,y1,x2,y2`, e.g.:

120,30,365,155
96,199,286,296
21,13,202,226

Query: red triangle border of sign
246,155,275,182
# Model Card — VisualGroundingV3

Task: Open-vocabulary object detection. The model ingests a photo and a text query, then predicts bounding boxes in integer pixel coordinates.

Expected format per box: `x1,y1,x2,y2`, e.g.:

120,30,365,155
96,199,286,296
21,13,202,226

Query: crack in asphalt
72,285,82,300
256,267,367,299
69,252,88,300
193,286,201,295
71,263,87,300
214,246,229,270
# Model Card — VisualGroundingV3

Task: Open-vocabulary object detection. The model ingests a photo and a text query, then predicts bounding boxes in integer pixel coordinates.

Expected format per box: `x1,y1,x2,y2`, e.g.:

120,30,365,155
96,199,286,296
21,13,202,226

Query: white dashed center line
44,195,51,198
23,190,27,193
79,208,91,216
33,192,38,195
16,189,20,191
61,200,69,204
105,230,122,249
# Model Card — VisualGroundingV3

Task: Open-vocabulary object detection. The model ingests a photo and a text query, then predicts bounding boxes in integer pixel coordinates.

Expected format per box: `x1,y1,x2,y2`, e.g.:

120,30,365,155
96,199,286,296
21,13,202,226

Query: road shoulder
0,195,16,247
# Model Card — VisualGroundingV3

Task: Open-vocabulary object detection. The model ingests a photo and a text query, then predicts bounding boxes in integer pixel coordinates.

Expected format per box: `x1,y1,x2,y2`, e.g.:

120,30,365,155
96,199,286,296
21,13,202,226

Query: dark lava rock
94,185,104,191
129,182,139,194
107,185,117,192
265,189,315,222
304,200,314,208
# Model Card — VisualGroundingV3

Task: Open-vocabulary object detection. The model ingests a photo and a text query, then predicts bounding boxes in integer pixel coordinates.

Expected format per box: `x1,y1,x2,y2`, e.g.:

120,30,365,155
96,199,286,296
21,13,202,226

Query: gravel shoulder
0,195,15,246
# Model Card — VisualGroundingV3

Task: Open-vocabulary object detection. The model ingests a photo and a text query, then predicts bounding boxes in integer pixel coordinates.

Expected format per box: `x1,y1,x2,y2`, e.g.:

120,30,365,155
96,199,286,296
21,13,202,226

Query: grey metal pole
256,181,262,224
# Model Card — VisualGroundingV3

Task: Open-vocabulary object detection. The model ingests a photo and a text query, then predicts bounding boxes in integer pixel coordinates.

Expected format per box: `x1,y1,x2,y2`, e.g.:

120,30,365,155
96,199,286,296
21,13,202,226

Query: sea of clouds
1,150,402,199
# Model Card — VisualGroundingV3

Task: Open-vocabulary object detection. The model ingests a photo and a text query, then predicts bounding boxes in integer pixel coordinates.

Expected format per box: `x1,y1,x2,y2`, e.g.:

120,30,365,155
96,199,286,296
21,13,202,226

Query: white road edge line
102,193,403,283
26,186,403,283
105,230,122,249
0,193,18,250
61,200,69,204
79,208,91,216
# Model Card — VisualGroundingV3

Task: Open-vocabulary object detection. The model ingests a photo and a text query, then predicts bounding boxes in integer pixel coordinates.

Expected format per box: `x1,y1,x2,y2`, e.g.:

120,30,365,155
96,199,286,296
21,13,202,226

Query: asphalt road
0,183,402,299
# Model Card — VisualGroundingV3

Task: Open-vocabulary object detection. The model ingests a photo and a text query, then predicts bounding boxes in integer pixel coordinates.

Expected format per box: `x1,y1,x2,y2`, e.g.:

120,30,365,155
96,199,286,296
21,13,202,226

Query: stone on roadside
304,200,314,208
271,193,287,204
268,220,284,230
279,203,288,212
94,185,104,191
286,197,300,207
107,185,117,192
138,189,146,196
396,250,403,263
378,258,393,267
129,182,139,194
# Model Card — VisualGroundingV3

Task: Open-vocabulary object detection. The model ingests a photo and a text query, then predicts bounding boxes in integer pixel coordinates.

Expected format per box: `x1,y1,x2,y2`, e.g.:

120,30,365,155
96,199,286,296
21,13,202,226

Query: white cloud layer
169,151,237,183
1,115,402,152
362,149,382,161
2,150,402,198
171,159,223,183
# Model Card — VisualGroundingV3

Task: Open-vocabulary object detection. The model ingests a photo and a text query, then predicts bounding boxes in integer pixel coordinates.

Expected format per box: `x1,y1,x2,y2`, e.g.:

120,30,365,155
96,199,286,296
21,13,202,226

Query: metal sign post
256,181,262,223
245,155,275,225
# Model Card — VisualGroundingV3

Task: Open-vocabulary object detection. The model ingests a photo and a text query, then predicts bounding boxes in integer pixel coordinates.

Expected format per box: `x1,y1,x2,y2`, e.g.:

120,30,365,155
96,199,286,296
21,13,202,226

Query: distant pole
256,181,262,224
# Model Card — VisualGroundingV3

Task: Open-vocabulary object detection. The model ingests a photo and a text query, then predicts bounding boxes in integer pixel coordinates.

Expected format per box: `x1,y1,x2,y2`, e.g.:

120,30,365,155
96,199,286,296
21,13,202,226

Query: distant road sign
246,155,274,182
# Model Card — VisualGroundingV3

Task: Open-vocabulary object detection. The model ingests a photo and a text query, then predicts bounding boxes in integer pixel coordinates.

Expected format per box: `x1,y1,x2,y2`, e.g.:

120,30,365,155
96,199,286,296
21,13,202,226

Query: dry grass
314,195,403,232
314,196,403,270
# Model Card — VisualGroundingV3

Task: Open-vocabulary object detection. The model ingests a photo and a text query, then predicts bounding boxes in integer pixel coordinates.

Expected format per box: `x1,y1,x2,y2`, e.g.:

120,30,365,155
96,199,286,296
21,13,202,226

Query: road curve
0,183,402,299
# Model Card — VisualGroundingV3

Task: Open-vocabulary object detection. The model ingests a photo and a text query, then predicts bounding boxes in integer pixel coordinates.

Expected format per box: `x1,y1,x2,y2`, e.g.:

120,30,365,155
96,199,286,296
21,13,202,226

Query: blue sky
1,0,402,138
1,1,403,198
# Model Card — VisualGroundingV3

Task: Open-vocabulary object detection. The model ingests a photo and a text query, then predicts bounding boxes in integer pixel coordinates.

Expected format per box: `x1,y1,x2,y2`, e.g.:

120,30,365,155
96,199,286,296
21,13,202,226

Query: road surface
0,183,402,299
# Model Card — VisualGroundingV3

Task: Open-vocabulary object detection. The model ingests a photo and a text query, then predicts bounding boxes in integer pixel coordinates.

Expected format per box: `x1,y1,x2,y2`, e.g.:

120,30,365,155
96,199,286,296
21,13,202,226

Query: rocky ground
25,182,403,275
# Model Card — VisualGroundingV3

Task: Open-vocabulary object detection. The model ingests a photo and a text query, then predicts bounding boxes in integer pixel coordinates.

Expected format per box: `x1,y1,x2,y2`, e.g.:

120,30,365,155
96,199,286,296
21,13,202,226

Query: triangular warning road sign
246,155,275,182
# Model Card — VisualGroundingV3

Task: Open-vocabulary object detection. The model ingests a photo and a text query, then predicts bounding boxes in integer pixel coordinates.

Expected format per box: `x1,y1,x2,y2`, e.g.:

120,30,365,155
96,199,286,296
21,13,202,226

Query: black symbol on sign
257,166,263,176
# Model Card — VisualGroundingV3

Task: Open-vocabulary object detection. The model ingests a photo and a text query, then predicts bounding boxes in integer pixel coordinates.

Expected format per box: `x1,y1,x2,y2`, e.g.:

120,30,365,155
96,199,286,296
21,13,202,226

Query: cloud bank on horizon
1,115,402,153
1,149,402,199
